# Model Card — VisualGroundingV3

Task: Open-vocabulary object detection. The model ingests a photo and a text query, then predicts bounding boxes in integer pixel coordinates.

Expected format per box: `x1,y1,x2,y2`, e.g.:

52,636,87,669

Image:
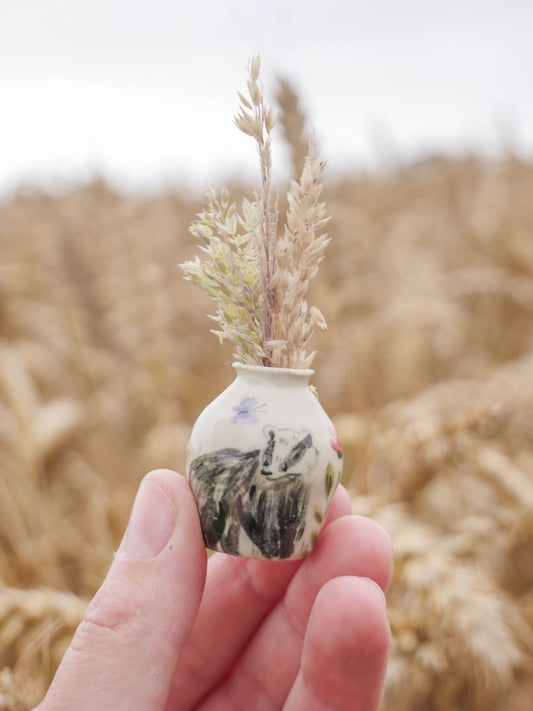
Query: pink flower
329,424,342,453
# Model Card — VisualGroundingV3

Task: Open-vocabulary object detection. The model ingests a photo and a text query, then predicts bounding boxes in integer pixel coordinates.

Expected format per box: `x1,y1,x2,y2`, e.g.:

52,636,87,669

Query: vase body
186,363,343,560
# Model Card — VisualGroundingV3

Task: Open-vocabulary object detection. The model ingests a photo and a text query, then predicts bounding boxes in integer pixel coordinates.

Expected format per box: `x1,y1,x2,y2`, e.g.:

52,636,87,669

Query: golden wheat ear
271,142,331,369
275,76,309,180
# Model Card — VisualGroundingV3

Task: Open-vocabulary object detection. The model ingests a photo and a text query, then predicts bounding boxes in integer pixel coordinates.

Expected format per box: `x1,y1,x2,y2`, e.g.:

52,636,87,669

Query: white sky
1,0,532,197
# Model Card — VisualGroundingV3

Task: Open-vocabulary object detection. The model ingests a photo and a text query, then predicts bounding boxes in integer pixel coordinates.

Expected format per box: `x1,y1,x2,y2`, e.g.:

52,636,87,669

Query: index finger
166,484,352,710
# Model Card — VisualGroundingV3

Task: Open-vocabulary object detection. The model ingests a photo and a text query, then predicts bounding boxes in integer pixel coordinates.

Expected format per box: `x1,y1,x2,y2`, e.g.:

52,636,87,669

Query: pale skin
36,469,393,711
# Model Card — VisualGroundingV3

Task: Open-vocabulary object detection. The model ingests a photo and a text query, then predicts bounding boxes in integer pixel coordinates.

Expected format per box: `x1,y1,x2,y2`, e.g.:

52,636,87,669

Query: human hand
36,469,393,711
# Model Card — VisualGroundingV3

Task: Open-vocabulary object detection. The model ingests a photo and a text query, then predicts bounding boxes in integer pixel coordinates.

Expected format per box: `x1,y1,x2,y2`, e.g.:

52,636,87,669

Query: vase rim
232,362,314,377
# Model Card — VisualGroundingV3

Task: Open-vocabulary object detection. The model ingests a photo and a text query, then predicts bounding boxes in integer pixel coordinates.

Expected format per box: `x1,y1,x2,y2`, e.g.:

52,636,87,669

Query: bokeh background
1,1,533,709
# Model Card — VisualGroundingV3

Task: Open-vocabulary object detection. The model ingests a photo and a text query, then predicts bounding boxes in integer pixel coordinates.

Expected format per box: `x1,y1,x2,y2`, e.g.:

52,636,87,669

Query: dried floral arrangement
180,56,330,369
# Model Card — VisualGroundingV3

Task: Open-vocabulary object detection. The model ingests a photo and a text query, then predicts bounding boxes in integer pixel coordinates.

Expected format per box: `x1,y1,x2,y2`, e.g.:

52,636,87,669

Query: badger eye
283,434,312,470
261,430,275,467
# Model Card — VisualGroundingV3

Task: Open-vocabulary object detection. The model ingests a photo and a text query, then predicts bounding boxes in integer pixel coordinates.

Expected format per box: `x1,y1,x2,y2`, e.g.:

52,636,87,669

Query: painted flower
329,424,342,456
232,396,266,424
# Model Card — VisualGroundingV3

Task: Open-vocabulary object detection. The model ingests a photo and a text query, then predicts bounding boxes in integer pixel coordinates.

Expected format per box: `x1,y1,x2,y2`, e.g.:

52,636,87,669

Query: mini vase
186,363,343,560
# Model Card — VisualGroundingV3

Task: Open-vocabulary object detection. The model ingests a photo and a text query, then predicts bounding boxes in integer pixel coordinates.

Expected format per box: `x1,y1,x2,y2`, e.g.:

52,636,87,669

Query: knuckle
71,573,147,652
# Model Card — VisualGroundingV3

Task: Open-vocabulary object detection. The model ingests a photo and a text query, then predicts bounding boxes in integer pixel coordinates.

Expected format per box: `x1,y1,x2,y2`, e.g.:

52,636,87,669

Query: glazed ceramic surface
187,363,343,560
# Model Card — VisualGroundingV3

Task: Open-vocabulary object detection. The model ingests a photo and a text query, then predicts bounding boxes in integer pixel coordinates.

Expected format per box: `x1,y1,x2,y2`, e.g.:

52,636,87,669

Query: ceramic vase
186,363,343,560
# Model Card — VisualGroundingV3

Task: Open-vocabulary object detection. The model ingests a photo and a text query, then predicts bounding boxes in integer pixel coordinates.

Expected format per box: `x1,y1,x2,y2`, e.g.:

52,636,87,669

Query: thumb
38,469,207,711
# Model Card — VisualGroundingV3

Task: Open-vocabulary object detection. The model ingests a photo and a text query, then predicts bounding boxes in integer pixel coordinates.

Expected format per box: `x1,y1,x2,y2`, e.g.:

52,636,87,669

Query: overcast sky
1,0,532,197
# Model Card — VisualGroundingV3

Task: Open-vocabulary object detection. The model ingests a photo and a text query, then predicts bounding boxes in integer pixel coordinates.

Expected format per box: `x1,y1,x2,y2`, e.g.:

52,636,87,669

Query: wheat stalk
0,586,87,707
0,667,31,711
0,586,87,659
272,146,330,367
353,500,527,710
275,76,309,179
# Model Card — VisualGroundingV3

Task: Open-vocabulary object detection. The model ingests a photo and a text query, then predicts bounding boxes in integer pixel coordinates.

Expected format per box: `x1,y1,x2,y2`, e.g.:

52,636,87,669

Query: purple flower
232,396,266,424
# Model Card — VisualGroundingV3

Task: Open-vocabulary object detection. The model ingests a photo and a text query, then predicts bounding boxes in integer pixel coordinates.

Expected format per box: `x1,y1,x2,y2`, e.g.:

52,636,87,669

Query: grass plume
180,56,330,368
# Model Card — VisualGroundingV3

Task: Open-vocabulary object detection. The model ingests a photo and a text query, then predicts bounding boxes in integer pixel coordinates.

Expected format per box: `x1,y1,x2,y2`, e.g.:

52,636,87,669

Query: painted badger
189,426,318,559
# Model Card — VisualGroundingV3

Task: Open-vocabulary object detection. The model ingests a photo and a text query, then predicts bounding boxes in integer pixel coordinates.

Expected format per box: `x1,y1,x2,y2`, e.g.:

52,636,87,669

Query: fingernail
121,479,176,559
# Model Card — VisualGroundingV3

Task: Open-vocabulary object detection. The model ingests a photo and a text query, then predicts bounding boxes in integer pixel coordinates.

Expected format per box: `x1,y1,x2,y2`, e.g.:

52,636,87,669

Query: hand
36,469,393,711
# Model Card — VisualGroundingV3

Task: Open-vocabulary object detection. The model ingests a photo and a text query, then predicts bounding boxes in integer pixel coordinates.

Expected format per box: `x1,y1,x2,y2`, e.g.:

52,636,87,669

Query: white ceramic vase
186,363,343,560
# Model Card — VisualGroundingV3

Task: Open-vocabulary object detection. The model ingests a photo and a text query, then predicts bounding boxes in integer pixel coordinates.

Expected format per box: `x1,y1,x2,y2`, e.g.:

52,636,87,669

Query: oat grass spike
180,55,330,368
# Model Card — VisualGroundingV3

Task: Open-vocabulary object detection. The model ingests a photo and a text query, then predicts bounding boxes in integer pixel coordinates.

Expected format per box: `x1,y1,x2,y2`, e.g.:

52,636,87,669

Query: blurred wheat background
2,65,533,710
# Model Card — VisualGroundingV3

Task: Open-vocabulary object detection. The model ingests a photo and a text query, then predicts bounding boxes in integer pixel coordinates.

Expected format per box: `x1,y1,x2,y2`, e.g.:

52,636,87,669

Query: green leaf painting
325,463,335,498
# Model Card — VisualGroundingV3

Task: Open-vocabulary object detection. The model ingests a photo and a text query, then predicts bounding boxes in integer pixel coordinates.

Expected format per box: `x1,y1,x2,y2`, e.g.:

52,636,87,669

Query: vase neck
233,363,313,386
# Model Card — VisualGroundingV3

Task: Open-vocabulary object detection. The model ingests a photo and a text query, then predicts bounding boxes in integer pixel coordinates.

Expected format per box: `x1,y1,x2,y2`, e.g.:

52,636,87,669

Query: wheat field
1,81,533,709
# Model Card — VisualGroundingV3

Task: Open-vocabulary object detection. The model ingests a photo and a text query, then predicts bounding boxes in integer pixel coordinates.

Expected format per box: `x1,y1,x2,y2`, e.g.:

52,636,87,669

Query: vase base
203,539,316,561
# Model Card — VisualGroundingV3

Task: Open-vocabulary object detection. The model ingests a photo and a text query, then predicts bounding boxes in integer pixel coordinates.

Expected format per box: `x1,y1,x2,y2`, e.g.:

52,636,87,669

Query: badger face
259,427,318,480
